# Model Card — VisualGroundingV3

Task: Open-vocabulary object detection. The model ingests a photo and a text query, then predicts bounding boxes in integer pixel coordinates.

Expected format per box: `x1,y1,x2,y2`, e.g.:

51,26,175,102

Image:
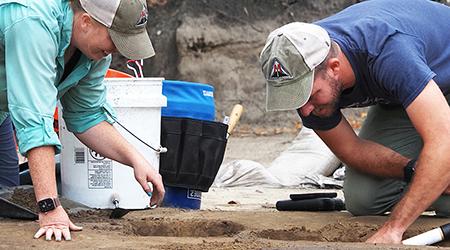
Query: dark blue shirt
301,0,450,130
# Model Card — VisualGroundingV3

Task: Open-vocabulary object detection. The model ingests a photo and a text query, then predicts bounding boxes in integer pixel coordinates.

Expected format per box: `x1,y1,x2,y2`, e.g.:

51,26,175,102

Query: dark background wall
111,0,449,129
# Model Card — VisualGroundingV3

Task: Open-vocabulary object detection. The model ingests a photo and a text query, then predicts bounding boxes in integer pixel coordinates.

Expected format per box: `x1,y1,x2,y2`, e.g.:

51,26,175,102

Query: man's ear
327,58,340,77
79,13,94,32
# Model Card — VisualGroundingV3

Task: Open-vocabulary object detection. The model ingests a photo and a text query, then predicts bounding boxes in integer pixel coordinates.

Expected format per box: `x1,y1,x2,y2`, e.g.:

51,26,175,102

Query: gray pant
344,98,450,217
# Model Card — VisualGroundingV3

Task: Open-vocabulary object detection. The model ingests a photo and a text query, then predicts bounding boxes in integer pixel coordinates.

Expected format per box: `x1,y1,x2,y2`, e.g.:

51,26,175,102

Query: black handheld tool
276,197,345,211
289,192,337,201
276,192,345,212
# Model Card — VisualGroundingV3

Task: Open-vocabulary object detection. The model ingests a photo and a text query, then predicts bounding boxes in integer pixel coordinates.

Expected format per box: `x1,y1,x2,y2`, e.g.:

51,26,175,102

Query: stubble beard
313,77,343,118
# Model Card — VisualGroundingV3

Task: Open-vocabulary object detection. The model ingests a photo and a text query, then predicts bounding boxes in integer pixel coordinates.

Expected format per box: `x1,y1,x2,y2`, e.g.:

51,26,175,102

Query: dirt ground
2,1,449,249
2,129,450,249
1,206,449,250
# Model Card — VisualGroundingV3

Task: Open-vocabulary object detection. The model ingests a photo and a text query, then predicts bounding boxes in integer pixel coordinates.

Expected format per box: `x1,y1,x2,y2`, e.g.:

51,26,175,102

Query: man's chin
313,110,335,118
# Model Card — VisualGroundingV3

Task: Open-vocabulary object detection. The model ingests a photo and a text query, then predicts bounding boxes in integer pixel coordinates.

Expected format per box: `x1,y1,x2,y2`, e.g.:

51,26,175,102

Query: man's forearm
337,138,410,179
27,146,57,201
384,142,450,232
316,118,410,180
75,121,142,167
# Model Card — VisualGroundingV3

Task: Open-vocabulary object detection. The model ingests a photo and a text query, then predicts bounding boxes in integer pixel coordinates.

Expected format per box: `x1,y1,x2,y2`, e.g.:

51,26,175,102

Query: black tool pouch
159,117,228,192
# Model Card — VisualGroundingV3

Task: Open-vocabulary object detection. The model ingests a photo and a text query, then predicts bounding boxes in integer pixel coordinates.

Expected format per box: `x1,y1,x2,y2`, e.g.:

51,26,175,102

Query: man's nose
299,103,315,117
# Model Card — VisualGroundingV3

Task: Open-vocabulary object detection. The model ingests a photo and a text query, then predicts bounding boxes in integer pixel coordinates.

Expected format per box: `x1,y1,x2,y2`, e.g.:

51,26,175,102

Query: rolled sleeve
15,116,61,155
60,56,115,133
4,16,61,155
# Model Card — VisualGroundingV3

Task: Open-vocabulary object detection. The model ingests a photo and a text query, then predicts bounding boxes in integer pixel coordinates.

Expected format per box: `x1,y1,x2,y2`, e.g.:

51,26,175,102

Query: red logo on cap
270,59,290,78
136,5,148,26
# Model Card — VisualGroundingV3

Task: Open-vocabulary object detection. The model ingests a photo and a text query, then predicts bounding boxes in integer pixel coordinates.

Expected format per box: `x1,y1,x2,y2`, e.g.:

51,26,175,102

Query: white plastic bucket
59,78,166,209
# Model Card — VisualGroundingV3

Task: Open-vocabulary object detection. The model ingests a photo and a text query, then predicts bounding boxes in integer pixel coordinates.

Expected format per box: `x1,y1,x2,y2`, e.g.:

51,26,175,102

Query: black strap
59,49,82,84
403,158,417,183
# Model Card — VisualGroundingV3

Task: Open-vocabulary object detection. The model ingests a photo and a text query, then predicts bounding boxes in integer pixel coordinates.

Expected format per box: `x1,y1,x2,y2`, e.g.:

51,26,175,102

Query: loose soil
2,134,450,249
4,1,450,249
1,207,449,249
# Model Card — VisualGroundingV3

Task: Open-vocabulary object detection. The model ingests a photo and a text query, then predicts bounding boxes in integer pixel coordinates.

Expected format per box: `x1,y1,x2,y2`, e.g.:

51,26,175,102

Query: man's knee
344,168,406,216
344,184,381,216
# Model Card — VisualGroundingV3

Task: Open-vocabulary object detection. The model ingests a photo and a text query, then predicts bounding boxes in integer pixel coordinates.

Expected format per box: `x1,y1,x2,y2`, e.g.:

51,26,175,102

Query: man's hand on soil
34,206,82,241
366,224,403,244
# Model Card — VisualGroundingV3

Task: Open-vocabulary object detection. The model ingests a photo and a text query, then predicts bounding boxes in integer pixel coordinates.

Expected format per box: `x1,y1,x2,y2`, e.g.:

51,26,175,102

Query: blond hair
70,0,84,13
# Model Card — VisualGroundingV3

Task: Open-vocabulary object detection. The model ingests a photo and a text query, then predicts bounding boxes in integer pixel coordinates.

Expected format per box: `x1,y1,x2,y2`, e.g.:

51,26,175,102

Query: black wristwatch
403,159,417,183
37,197,61,213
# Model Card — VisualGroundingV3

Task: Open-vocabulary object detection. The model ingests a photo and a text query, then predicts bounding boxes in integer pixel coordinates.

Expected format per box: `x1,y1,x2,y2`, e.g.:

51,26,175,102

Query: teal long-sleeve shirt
0,0,115,156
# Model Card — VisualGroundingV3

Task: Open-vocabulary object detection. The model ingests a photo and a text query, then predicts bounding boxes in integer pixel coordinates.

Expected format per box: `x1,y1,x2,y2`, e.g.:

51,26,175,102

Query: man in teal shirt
0,0,165,241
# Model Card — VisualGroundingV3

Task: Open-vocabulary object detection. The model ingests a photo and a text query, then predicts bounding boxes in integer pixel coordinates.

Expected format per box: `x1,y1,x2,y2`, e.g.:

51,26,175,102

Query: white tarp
213,160,282,188
267,127,341,186
213,127,343,188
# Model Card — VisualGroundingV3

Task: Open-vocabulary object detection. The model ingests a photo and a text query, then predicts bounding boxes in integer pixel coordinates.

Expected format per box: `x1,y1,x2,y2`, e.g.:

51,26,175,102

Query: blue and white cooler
160,80,228,209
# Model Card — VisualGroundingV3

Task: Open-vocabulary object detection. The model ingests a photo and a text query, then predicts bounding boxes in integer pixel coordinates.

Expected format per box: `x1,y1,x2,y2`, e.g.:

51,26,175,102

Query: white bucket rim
105,77,165,83
109,96,167,108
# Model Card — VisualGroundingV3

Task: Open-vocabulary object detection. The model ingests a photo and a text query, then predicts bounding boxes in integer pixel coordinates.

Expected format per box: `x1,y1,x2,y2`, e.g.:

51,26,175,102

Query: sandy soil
1,131,449,249
1,205,449,249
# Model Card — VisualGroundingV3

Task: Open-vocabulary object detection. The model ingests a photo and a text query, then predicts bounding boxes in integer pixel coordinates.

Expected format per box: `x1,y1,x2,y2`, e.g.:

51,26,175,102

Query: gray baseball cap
260,22,331,111
80,0,155,60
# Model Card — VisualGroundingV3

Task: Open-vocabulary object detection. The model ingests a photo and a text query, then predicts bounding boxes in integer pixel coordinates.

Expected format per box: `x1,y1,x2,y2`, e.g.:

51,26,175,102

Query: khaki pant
343,96,450,217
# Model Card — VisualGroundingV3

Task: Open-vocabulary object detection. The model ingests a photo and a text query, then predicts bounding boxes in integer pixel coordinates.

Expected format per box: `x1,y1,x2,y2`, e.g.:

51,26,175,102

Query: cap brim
266,71,313,112
109,29,155,60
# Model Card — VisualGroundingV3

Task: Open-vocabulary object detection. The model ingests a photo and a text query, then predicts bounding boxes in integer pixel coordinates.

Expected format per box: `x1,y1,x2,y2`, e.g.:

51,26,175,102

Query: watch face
38,198,56,213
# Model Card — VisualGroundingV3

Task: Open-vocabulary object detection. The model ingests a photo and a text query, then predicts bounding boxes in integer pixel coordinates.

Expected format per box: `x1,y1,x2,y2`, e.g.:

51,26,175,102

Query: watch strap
53,197,61,208
403,158,417,183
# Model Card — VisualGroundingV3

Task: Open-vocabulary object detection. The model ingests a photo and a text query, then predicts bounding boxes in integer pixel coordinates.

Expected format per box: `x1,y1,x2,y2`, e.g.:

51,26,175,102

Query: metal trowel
110,193,131,219
0,186,38,220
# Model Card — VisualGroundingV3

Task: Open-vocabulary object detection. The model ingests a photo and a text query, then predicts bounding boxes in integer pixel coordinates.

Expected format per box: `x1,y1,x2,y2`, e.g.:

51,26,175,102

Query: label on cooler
74,148,86,164
187,189,202,200
80,149,113,189
74,148,112,189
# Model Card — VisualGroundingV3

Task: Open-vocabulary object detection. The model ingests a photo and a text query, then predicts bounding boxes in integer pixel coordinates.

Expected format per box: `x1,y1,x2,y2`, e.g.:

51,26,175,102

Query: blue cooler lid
162,80,215,121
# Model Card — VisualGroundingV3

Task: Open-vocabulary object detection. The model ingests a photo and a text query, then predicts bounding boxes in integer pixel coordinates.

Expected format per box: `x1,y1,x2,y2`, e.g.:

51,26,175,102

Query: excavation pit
125,218,245,237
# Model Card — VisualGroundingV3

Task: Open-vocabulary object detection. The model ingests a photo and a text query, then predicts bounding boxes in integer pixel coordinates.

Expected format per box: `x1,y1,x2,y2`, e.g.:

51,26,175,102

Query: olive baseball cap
260,22,331,111
79,0,155,60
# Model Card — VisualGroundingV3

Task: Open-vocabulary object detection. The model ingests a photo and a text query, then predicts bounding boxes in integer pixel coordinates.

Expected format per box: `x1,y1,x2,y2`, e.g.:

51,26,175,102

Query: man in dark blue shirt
260,0,450,244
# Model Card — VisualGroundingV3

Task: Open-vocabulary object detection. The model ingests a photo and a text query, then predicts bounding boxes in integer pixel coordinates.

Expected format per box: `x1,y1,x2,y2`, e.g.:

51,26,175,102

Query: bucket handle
126,60,144,78
108,113,167,154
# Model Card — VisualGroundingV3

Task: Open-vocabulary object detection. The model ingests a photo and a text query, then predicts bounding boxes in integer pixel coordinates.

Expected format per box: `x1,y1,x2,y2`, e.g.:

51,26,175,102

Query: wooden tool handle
227,104,243,134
